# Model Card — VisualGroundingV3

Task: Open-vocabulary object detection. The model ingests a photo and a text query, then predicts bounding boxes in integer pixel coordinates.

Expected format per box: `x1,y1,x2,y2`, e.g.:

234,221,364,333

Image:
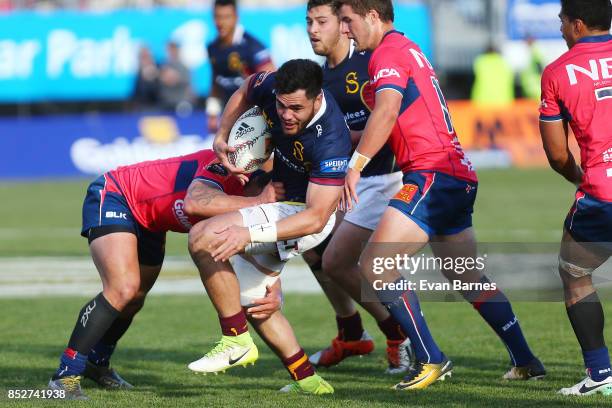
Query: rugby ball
227,106,272,173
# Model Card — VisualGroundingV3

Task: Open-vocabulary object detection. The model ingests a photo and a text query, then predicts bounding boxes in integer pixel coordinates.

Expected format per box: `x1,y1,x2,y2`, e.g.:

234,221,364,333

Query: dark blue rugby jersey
246,71,351,203
322,43,396,178
207,27,272,104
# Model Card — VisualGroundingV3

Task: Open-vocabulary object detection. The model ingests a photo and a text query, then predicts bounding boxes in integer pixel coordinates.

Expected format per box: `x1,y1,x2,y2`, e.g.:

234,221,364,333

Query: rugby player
47,150,282,400
539,0,612,396
206,0,275,132
187,59,352,394
305,0,411,373
338,0,544,390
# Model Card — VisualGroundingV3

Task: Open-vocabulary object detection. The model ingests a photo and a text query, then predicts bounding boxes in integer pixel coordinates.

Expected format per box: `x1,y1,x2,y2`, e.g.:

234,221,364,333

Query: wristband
248,222,277,243
348,151,371,173
206,97,222,117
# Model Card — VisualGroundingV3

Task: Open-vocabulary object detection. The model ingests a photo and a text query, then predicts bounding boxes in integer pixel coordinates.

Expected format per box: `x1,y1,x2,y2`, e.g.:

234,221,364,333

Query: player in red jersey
47,150,281,399
338,0,543,390
539,0,612,397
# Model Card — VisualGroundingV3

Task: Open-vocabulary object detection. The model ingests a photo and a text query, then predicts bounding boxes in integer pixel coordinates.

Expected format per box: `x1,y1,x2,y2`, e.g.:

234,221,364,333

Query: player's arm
274,183,341,239
352,89,401,160
184,179,276,219
539,120,583,186
212,74,257,174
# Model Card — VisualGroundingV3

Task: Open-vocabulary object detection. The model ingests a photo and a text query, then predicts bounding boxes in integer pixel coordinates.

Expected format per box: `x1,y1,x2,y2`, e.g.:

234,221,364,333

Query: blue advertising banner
506,0,562,40
0,5,431,102
0,113,213,179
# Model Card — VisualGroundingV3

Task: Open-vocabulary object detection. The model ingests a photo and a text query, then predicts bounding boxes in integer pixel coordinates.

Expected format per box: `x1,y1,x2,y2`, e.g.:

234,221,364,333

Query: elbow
546,153,568,171
310,212,332,235
184,197,213,218
183,198,198,217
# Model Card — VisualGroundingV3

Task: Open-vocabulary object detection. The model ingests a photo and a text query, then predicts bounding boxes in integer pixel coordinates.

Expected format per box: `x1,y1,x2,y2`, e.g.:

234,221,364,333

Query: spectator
159,41,194,115
132,45,160,111
471,44,514,107
520,36,545,101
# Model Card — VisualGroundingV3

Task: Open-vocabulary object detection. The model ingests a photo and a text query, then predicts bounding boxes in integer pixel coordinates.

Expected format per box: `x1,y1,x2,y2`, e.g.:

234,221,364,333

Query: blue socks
54,348,87,378
584,347,612,382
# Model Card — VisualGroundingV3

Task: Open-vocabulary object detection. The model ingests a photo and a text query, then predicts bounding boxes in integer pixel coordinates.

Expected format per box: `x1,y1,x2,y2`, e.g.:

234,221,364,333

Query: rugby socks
283,349,315,381
379,278,444,364
89,316,134,367
465,277,534,367
337,312,364,341
55,293,119,378
377,315,406,341
220,310,249,337
566,292,611,381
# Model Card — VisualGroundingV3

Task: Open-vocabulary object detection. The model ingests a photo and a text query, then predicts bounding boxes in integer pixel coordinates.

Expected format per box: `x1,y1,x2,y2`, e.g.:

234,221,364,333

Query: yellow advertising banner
448,99,579,167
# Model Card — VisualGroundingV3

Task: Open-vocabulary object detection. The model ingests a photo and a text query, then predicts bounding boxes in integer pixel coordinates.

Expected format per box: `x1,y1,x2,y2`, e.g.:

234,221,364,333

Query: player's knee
188,220,216,257
105,280,141,310
322,247,344,280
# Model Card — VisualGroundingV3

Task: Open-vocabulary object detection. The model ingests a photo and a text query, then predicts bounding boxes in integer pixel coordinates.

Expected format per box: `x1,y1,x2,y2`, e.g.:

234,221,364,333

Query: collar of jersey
577,34,612,44
382,29,404,41
306,92,327,129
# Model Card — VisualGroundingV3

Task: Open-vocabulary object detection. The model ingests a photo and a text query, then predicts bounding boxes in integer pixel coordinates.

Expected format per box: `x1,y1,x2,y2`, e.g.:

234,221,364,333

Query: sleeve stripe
309,177,345,186
539,114,564,122
376,84,405,96
194,176,225,191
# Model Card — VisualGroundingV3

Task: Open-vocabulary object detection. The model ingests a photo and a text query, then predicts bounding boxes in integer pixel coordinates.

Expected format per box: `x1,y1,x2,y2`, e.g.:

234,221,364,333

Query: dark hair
561,0,612,31
307,0,339,15
214,0,236,9
336,0,394,22
275,59,323,100
247,170,272,190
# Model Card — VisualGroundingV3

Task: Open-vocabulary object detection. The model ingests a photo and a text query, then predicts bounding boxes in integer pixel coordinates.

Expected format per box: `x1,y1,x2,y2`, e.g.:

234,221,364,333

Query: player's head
306,0,344,56
559,0,612,48
214,0,238,42
337,0,394,52
274,59,324,136
243,170,272,196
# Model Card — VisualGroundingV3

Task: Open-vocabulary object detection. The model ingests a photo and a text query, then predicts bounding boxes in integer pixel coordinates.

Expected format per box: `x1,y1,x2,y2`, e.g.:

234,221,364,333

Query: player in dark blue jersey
187,59,351,394
206,0,275,133
304,0,409,374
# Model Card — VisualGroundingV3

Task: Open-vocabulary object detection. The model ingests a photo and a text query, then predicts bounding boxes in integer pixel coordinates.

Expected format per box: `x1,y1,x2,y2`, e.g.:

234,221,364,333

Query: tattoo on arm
188,181,225,209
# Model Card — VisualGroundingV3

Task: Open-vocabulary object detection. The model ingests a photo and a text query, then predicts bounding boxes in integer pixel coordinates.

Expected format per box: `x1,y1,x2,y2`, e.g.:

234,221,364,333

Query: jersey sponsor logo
228,51,245,73
371,68,401,83
293,141,305,161
316,124,323,138
105,211,127,220
173,199,193,230
345,71,360,94
393,184,418,204
344,109,367,122
596,86,612,101
320,157,348,173
566,58,612,86
409,48,433,70
206,162,229,176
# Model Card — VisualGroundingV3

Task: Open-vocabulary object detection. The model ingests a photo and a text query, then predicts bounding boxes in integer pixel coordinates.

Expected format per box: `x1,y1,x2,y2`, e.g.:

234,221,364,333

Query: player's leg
85,231,166,389
360,208,451,390
49,177,144,399
312,220,410,371
557,227,612,396
49,231,141,399
188,212,259,374
432,227,545,380
247,311,333,395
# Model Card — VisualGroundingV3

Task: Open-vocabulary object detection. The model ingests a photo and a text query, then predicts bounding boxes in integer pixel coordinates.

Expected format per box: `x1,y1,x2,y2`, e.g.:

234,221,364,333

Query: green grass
0,295,610,407
0,168,575,257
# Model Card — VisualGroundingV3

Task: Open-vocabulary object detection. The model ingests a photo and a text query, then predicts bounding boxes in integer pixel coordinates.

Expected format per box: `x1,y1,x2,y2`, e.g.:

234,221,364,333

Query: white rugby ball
227,106,272,173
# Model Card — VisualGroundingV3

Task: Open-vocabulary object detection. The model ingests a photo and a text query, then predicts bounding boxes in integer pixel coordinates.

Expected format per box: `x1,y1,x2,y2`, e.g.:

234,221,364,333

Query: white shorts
232,202,335,305
344,172,403,230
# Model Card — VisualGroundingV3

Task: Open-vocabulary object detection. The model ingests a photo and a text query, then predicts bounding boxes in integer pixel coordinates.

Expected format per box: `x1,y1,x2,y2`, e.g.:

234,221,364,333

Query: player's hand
272,182,285,201
210,225,250,262
341,168,361,212
246,281,282,319
212,138,249,185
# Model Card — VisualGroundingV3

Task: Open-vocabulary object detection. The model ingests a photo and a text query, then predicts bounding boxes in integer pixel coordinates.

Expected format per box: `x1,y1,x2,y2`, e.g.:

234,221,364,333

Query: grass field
1,168,608,407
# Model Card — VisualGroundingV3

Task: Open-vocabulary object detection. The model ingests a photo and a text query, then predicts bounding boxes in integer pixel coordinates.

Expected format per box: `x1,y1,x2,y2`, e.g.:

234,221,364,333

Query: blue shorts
565,191,612,245
388,171,477,237
81,175,166,266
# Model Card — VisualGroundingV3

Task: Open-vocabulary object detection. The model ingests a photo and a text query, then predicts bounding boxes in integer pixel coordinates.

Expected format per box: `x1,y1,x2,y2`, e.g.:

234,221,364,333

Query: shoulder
243,31,266,48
